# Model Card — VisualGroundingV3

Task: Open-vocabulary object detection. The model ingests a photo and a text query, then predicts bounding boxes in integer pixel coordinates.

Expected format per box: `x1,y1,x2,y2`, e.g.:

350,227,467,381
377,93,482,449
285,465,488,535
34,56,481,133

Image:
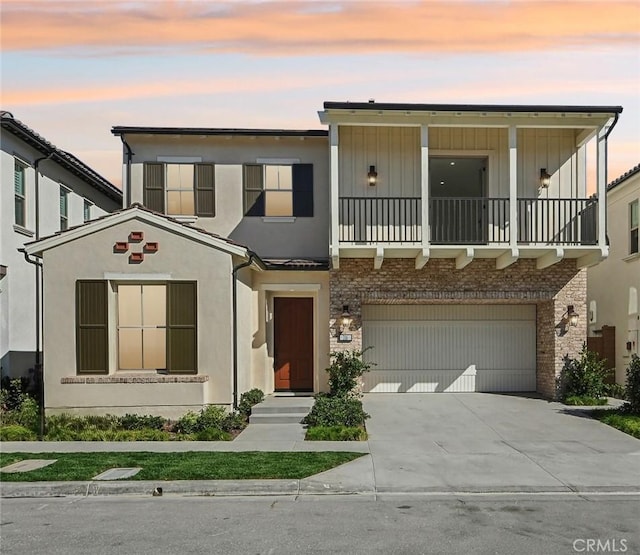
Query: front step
249,396,313,424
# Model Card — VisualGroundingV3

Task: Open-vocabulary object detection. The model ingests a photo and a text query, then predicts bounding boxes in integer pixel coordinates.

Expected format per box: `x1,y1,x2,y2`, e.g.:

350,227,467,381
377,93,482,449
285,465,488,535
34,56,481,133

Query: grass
592,410,640,439
564,395,608,406
305,426,368,441
0,451,364,482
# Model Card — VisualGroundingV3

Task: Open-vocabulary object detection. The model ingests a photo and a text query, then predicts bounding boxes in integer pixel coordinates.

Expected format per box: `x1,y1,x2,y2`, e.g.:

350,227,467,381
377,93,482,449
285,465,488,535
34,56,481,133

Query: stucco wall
330,258,586,398
125,134,329,258
588,173,640,383
41,218,237,415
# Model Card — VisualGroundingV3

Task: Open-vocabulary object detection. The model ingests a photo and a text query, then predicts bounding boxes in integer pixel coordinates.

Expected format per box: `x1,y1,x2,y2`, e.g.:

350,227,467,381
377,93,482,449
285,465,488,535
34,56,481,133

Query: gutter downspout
231,253,257,410
601,112,620,249
120,136,134,208
19,249,45,439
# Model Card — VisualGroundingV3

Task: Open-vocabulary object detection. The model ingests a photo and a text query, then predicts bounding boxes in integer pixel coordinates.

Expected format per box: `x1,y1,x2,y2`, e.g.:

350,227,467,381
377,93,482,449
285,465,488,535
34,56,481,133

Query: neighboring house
24,101,622,416
588,164,640,384
1,111,122,381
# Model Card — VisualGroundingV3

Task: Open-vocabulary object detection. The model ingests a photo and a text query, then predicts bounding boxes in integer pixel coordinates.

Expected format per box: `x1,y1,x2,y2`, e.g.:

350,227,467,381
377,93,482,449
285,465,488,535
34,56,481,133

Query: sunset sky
1,0,639,187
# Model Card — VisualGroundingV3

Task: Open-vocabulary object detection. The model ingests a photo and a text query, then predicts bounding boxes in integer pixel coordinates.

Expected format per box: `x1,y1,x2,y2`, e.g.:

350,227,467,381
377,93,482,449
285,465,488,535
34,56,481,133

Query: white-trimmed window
14,160,26,227
59,186,69,231
83,200,92,222
630,200,639,254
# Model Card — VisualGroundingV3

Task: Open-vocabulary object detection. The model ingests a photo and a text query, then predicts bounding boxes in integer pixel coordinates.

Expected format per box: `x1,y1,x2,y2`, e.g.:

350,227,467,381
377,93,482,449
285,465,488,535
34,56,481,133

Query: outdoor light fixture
367,165,378,186
540,168,551,188
567,305,579,327
341,305,352,331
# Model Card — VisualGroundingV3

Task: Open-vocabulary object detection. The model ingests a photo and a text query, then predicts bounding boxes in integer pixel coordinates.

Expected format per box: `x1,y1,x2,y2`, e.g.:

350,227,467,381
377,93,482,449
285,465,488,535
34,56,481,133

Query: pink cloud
2,1,638,55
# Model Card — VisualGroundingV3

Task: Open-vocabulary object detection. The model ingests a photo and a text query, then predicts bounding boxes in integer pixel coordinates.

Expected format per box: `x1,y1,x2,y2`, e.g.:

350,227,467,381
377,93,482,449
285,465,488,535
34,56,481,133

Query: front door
274,297,314,391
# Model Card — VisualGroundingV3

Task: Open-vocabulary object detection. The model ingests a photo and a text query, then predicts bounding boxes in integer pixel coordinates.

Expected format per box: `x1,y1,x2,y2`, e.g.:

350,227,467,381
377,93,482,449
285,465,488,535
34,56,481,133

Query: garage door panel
362,305,536,393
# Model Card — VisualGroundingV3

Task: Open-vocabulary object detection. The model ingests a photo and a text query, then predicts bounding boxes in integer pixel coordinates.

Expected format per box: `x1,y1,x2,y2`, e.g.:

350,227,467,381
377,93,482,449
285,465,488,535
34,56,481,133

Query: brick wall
330,258,587,398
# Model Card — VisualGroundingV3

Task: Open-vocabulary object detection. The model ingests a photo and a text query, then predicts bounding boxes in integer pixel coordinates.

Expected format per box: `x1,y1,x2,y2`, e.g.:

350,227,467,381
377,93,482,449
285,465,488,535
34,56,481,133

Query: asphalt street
2,494,638,555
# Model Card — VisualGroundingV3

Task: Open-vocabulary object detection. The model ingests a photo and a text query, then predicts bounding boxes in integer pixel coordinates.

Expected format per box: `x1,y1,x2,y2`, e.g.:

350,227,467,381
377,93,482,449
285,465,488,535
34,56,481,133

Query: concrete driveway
360,393,640,492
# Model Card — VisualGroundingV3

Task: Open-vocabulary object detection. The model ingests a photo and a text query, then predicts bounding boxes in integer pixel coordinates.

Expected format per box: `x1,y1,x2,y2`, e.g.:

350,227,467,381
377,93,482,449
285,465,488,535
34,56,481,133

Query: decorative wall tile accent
114,242,129,253
61,375,209,384
129,231,144,242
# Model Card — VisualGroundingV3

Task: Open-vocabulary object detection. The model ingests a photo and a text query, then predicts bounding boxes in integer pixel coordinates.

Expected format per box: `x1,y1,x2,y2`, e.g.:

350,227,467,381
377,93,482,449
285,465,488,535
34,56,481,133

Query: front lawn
592,410,640,440
0,451,364,482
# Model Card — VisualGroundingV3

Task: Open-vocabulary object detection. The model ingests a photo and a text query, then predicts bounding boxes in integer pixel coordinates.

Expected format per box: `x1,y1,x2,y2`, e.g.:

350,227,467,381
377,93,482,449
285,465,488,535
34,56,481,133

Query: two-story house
588,164,640,384
24,101,622,416
1,111,122,381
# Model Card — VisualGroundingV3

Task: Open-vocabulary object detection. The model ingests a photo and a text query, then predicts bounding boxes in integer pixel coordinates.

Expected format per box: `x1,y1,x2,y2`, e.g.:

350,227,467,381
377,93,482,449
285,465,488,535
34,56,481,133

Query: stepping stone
1,459,57,473
92,467,142,481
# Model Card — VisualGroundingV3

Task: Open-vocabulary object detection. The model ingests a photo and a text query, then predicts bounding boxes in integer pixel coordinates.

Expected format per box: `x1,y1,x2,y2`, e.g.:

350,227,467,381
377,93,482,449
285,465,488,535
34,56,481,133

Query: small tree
558,344,608,401
326,348,373,397
626,354,640,414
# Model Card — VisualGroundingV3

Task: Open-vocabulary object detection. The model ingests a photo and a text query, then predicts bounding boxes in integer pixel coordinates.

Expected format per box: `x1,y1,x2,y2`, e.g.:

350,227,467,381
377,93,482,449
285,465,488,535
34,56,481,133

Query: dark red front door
274,297,314,391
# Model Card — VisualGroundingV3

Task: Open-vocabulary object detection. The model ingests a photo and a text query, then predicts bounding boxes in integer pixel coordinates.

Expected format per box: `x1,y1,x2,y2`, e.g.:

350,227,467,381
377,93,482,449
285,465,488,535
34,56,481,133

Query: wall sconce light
540,168,551,188
340,305,352,332
367,165,378,186
567,305,579,327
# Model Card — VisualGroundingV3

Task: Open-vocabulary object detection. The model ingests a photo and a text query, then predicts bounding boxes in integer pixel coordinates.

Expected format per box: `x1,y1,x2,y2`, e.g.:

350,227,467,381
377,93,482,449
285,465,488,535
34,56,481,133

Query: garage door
362,304,536,393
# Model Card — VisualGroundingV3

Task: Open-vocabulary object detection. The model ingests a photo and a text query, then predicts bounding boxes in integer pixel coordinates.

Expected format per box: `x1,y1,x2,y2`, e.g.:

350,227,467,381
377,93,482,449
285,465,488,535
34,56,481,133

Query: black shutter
143,163,165,213
292,163,313,217
167,281,197,374
76,280,109,374
243,164,264,216
195,164,215,217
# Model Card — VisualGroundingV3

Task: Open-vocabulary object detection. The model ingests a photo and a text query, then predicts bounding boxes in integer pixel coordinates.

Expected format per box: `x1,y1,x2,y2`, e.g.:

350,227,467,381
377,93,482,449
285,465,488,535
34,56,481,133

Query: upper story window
631,200,639,255
14,160,27,227
83,200,92,222
143,163,214,218
59,186,69,231
243,163,313,217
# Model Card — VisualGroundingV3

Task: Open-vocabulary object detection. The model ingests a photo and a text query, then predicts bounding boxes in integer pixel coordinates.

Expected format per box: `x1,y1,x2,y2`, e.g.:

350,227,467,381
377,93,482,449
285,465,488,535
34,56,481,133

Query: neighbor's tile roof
263,258,330,271
608,163,640,191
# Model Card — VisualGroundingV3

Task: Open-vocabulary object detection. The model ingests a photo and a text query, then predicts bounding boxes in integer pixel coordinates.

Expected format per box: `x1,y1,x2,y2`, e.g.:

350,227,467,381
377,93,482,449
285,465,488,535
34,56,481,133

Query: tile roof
262,258,330,271
607,163,640,191
1,111,122,203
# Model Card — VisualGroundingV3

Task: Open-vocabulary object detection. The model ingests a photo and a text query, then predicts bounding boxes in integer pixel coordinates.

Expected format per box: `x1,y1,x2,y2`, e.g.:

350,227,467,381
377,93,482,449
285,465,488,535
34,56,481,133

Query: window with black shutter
76,280,109,374
167,281,198,374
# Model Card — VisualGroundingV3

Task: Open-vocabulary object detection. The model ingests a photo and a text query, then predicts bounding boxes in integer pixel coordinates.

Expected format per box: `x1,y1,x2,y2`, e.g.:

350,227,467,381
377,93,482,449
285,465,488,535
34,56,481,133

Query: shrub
119,414,166,431
603,383,626,400
220,412,247,433
326,349,373,397
564,396,607,406
1,380,40,433
174,405,230,434
558,345,608,401
305,426,367,441
626,354,640,414
302,394,369,428
238,389,265,417
195,428,231,441
174,411,200,435
0,424,37,441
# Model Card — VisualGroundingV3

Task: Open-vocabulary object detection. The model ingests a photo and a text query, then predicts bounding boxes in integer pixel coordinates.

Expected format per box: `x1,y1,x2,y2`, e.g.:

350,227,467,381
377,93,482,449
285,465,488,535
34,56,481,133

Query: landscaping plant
238,388,265,417
625,354,640,414
557,345,609,403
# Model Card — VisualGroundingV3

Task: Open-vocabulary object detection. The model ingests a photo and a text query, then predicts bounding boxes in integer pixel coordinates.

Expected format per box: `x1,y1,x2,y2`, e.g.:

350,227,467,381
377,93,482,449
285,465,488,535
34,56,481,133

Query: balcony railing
339,196,598,246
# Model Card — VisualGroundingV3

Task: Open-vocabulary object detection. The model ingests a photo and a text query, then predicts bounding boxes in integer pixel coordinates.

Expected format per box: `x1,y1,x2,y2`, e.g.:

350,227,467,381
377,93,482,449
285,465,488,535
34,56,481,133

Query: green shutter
76,280,109,374
195,164,215,217
144,163,165,213
14,164,25,195
167,281,197,374
243,164,264,216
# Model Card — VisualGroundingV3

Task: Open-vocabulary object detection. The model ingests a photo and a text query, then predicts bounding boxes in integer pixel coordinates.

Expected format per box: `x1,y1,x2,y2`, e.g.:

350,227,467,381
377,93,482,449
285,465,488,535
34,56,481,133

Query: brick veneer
330,258,587,398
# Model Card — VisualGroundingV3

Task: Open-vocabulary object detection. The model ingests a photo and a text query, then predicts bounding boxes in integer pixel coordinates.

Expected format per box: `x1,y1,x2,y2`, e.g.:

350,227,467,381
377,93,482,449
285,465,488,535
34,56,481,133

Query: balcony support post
508,126,518,248
420,125,429,247
596,126,608,249
496,248,519,270
536,247,564,270
330,124,340,266
415,248,429,270
455,247,474,270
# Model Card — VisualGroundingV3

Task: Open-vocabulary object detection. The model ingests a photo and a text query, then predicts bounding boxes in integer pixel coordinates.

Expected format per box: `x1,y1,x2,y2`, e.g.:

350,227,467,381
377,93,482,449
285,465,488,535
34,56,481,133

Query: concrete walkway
2,393,639,497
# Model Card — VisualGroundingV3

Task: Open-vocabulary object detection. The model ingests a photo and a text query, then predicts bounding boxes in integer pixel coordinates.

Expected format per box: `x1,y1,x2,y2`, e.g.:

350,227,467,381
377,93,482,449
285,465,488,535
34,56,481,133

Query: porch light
567,305,579,327
540,168,551,188
367,165,378,186
341,305,352,331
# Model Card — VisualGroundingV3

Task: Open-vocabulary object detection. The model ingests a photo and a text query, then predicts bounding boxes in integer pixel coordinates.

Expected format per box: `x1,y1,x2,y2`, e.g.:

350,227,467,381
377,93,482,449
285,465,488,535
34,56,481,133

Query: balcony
338,196,598,247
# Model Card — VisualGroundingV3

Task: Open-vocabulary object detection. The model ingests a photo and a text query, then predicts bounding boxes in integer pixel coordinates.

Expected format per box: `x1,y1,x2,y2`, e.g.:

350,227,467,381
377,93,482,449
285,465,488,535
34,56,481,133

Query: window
630,200,639,255
243,163,313,217
83,200,92,222
59,187,69,230
14,160,26,227
143,163,214,217
75,280,197,374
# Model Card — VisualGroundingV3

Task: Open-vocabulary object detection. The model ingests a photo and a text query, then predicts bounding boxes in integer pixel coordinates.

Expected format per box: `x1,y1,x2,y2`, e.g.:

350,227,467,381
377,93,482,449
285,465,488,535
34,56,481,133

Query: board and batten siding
362,304,536,393
338,126,582,200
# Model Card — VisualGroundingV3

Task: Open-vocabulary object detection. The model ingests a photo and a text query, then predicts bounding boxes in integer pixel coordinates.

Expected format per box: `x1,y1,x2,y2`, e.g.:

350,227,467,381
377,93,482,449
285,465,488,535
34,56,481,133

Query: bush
0,424,37,441
564,396,608,406
174,411,200,435
194,428,231,441
305,426,367,441
302,394,369,428
626,354,640,414
220,412,247,433
119,414,166,431
238,389,265,417
603,383,626,400
1,380,40,433
326,349,373,397
558,345,608,401
173,405,234,434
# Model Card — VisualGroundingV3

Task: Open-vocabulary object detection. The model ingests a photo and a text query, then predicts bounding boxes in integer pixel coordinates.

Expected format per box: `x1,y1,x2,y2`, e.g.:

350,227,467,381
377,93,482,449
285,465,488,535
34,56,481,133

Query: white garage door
362,304,536,393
